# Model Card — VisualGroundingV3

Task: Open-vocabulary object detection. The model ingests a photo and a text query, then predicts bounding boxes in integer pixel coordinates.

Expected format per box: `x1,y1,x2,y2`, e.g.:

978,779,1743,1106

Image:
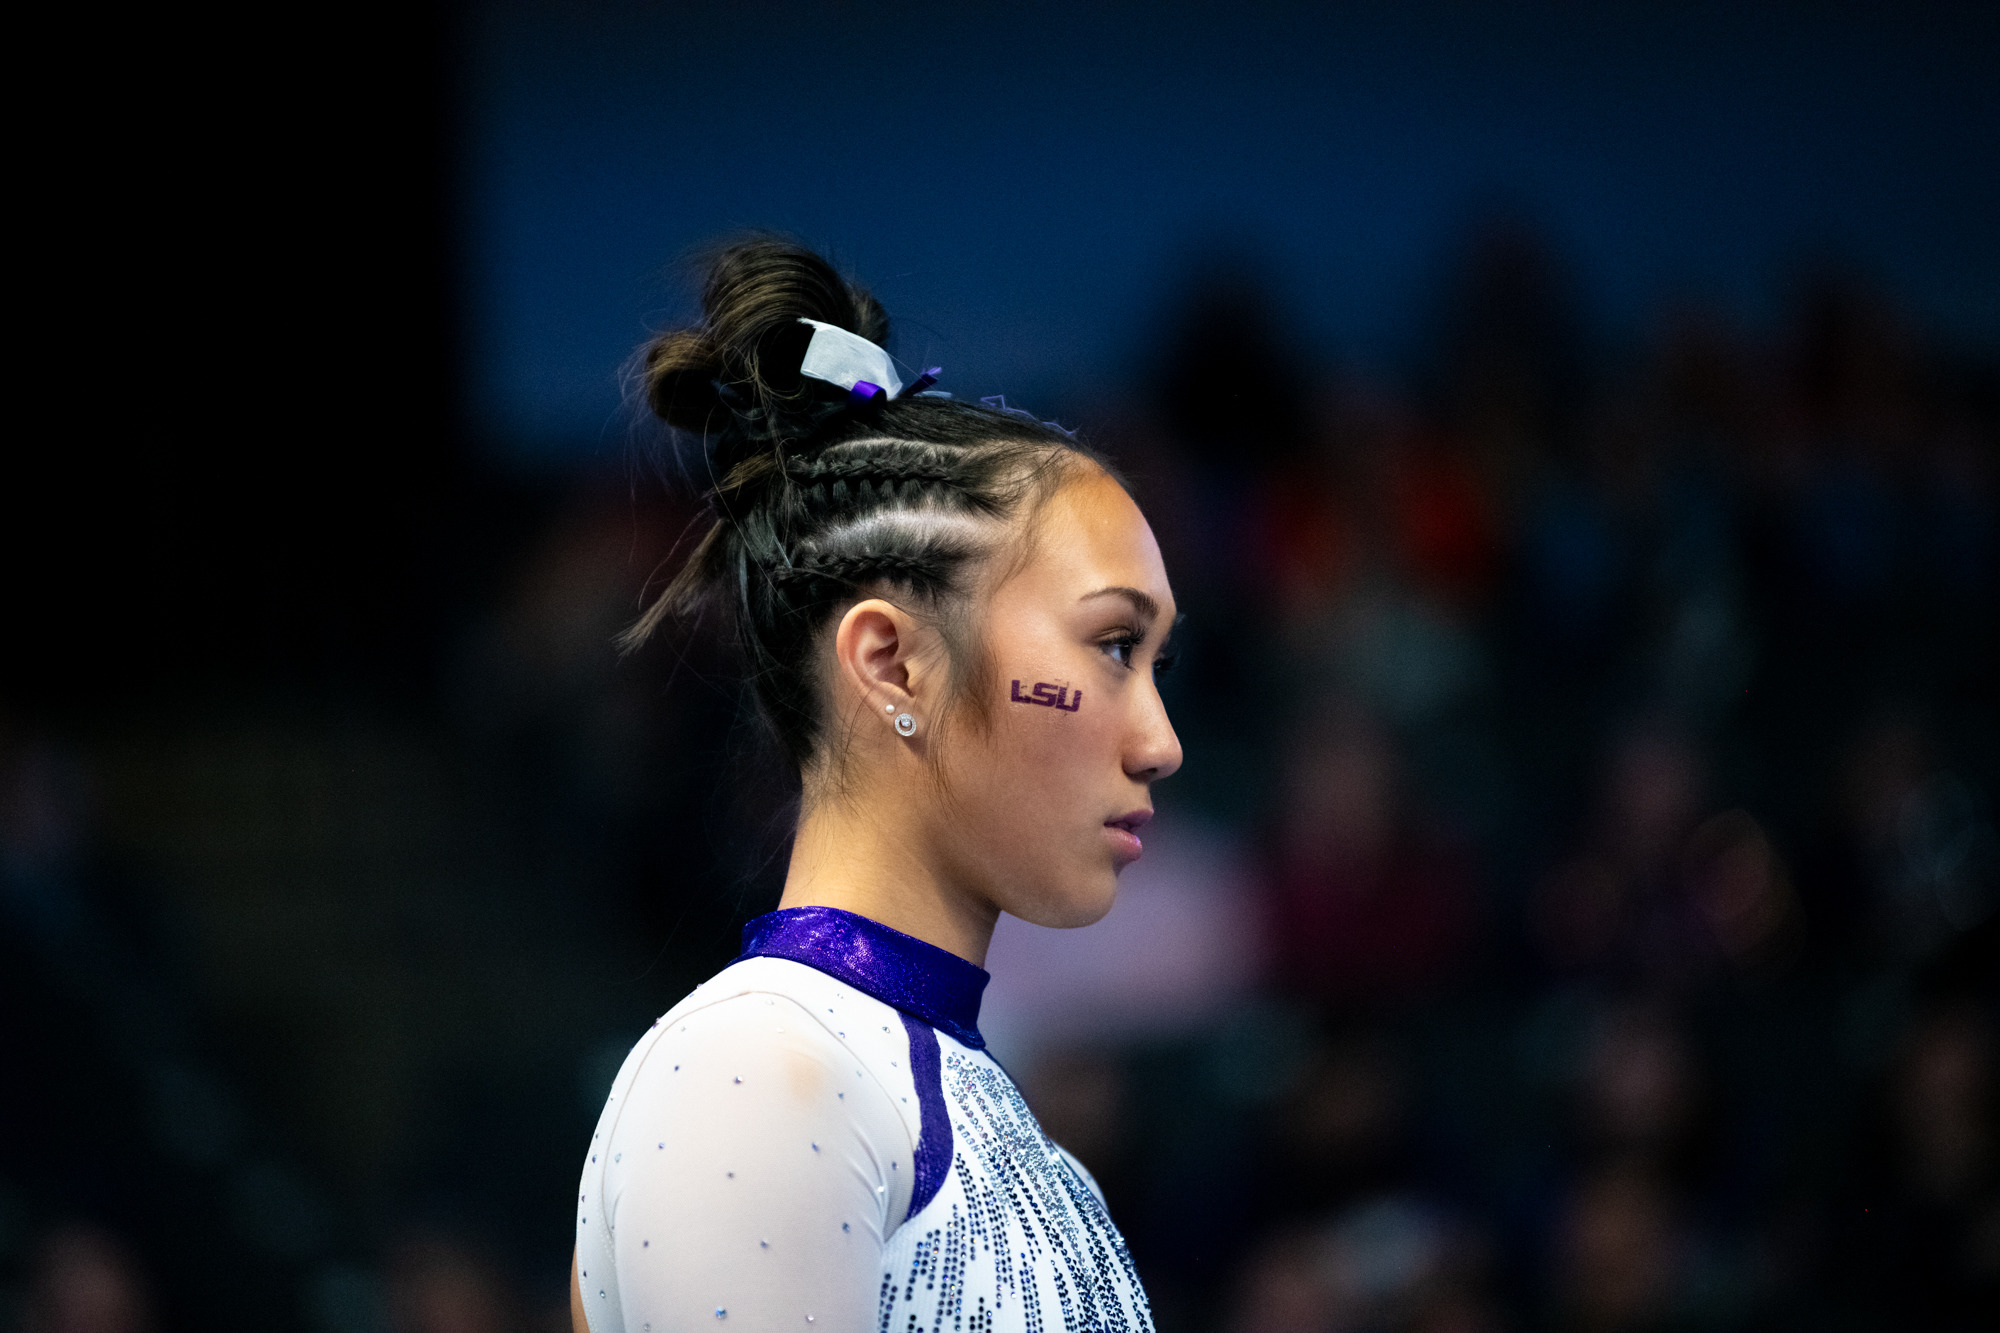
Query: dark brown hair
627,238,1109,770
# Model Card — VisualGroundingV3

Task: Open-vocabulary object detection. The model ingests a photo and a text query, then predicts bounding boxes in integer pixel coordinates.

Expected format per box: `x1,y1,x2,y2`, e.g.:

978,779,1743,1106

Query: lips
1104,809,1153,865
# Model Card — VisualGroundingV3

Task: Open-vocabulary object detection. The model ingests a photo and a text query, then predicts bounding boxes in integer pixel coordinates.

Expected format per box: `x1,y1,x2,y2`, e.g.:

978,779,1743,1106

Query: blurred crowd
1046,230,1999,1331
2,228,1995,1331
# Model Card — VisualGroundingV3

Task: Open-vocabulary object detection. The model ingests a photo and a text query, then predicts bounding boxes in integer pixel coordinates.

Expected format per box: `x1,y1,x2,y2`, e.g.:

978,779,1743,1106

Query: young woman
571,240,1182,1332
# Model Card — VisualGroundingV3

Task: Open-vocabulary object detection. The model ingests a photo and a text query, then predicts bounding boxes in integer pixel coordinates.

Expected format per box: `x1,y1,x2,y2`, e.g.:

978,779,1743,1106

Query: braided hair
627,238,1110,768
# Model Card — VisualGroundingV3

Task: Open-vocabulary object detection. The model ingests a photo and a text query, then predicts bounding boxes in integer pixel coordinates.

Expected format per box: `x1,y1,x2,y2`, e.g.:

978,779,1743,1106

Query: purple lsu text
1011,680,1082,712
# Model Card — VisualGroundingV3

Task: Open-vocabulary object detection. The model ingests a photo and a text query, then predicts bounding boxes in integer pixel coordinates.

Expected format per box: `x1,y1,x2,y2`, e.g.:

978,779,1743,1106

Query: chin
1013,871,1119,930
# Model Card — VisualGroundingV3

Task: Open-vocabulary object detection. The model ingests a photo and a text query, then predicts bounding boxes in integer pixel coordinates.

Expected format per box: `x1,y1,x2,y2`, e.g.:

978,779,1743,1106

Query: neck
779,790,999,967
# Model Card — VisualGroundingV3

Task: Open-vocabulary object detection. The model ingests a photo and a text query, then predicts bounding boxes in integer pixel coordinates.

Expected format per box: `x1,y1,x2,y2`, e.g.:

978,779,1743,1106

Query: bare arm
571,1247,587,1333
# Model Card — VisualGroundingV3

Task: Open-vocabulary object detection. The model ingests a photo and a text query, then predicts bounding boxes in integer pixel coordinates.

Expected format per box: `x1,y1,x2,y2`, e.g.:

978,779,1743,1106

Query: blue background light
465,1,1998,457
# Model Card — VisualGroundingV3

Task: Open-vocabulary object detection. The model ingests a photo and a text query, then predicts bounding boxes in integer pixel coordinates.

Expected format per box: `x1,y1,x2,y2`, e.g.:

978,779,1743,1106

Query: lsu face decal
1011,680,1082,713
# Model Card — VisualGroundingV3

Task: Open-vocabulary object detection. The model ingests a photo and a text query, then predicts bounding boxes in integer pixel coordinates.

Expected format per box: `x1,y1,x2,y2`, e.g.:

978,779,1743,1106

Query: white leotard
574,908,1153,1332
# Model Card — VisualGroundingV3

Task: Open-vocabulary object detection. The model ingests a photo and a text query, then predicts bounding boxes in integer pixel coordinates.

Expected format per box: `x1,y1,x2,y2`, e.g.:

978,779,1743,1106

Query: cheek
945,701,1125,925
941,692,1116,862
979,696,1116,805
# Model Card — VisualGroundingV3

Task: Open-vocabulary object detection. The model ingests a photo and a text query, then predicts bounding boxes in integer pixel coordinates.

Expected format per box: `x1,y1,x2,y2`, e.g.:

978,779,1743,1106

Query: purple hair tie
898,367,943,399
848,381,888,407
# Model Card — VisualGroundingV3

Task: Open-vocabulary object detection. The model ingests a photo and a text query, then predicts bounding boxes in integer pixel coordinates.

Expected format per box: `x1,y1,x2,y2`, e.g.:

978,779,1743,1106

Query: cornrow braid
763,548,962,594
626,237,1117,768
780,439,978,521
783,450,964,487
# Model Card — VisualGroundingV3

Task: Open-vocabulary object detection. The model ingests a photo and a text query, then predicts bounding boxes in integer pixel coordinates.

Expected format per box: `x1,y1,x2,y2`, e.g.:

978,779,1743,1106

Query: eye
1153,647,1179,678
1101,635,1140,669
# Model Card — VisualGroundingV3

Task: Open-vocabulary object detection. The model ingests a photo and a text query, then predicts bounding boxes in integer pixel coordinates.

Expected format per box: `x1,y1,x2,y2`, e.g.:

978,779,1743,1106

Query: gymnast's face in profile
821,464,1182,942
936,468,1183,928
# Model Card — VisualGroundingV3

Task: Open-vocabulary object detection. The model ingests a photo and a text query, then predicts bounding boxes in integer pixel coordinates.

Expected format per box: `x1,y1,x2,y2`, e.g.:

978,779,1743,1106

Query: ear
831,598,935,715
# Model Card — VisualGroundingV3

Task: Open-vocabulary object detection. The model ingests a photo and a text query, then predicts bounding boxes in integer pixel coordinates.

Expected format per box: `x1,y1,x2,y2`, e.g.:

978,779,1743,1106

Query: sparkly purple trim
899,1012,952,1220
737,905,988,1049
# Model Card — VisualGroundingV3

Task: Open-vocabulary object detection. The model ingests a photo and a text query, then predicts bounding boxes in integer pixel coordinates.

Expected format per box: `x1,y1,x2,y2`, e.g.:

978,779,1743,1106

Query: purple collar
738,905,989,1049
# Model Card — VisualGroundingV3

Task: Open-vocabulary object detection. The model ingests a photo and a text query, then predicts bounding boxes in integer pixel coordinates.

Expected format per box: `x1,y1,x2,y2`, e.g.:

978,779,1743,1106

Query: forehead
1015,468,1173,609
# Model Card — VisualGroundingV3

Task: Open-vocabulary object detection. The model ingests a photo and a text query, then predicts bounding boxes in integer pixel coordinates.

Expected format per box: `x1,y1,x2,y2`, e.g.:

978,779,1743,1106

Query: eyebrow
1079,585,1162,622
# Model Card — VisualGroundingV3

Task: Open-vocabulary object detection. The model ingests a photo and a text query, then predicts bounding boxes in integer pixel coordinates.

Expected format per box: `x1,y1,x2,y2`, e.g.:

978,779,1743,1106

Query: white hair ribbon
796,317,904,402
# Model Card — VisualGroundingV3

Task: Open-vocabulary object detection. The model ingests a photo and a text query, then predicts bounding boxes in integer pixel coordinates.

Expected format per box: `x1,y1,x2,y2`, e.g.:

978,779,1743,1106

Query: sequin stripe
875,1046,1148,1332
904,1231,938,1304
949,1057,1117,1331
1061,1157,1151,1324
963,1070,1050,1286
948,1070,1043,1331
1038,1147,1133,1331
974,1055,1143,1329
938,1202,968,1323
879,1185,988,1331
1049,1157,1143,1332
902,1012,953,1219
959,1151,1019,1305
877,1271,897,1333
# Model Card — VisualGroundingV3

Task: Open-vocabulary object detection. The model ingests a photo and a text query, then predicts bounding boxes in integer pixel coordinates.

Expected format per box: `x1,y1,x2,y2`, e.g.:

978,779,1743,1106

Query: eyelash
1102,629,1177,676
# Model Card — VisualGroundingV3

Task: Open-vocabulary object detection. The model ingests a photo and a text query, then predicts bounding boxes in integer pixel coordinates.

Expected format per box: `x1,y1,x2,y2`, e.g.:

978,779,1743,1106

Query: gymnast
572,238,1182,1331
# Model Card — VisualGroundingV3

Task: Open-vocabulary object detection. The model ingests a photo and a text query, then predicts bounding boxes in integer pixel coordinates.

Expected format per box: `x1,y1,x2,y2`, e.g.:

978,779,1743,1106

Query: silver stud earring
894,713,917,737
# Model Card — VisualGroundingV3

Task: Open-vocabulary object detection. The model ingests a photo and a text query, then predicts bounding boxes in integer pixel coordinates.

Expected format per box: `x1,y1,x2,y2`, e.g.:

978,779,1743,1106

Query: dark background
5,3,1996,1329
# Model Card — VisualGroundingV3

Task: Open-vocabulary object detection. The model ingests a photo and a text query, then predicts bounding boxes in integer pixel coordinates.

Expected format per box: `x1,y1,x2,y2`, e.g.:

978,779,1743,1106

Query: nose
1126,679,1183,783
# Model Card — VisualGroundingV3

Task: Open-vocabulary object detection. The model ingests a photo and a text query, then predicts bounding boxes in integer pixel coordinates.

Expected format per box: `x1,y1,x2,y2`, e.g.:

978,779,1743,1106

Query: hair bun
621,237,1106,777
642,239,890,461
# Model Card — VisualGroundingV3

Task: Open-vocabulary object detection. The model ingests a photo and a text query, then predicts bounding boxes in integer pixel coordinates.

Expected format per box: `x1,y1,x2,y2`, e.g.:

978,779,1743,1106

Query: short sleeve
598,992,915,1331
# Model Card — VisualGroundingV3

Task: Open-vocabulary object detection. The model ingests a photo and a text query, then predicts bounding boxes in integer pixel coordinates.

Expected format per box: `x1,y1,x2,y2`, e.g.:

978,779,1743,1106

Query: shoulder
660,955,901,1040
613,957,925,1143
579,967,927,1330
657,958,915,1073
